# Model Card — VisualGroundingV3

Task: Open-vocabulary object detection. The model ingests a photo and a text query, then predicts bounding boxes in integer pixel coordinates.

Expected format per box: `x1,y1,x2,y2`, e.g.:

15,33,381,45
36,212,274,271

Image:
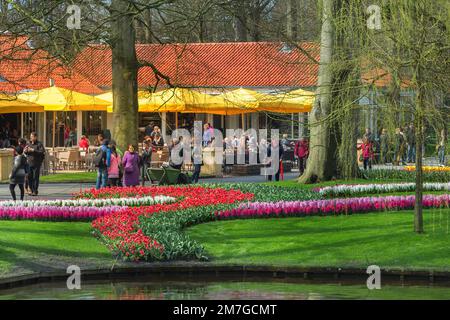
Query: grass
187,209,450,271
0,221,114,277
39,172,97,183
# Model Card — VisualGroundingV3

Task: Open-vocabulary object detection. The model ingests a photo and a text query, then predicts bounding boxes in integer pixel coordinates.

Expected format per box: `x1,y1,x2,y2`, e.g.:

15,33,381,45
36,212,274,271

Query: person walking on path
107,145,121,187
359,137,374,170
24,132,45,196
122,144,141,187
437,129,447,167
95,138,111,189
9,146,27,201
294,137,309,175
379,129,390,164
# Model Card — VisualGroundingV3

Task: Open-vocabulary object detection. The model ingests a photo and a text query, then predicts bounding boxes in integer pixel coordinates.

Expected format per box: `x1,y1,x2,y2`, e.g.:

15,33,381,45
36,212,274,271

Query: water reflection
1,279,449,300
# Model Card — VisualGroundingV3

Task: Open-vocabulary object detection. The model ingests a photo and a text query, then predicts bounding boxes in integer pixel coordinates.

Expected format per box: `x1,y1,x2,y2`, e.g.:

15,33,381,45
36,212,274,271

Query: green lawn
187,209,450,271
0,221,114,277
39,172,97,183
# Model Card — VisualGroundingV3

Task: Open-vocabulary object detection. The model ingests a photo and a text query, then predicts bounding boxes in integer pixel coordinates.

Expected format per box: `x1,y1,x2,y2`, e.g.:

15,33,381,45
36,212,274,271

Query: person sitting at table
78,135,90,151
152,133,164,148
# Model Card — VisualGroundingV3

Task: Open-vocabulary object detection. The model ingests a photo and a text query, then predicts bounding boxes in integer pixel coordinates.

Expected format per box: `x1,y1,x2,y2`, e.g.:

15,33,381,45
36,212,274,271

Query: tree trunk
111,0,139,152
298,0,336,183
286,0,298,40
233,1,247,41
414,69,425,233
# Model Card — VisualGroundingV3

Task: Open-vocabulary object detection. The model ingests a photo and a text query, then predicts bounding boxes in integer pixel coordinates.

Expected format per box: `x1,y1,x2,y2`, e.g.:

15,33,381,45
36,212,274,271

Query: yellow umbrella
18,86,111,111
258,89,315,113
0,94,44,113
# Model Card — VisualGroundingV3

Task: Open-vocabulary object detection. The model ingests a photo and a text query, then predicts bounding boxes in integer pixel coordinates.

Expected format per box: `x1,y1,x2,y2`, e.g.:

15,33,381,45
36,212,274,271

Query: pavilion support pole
175,112,178,129
52,111,56,148
161,112,167,141
20,112,24,138
241,114,245,130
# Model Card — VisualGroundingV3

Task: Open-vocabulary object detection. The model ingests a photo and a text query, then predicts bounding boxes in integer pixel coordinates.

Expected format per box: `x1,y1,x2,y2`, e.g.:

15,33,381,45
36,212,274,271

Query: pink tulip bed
215,194,450,220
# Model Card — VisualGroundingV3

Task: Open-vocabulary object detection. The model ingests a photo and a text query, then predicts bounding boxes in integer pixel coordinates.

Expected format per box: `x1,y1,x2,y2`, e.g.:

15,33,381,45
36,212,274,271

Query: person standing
359,137,374,170
17,138,30,194
363,128,373,143
437,129,447,167
141,140,152,186
394,127,406,166
152,133,164,148
24,132,45,196
9,146,27,201
94,139,111,189
78,135,90,151
192,138,203,183
267,138,284,181
406,123,416,163
379,129,390,164
294,137,309,175
107,145,121,187
122,144,141,187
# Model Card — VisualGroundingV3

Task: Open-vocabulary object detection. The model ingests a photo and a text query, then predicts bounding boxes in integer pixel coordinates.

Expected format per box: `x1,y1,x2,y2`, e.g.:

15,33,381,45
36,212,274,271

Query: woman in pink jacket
107,145,121,187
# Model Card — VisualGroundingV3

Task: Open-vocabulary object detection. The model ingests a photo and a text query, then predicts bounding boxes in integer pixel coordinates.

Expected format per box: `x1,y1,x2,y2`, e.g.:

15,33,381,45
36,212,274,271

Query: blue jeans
96,167,108,189
438,146,446,165
192,164,202,183
407,144,416,163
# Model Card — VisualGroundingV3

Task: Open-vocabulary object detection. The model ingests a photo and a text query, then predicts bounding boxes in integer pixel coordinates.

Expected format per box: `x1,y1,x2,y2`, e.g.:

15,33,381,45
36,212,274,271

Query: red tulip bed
3,183,448,262
74,186,254,261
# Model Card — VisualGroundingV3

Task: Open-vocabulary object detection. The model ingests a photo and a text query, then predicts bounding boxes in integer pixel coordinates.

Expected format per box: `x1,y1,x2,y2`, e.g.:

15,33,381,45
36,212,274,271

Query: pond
1,278,449,300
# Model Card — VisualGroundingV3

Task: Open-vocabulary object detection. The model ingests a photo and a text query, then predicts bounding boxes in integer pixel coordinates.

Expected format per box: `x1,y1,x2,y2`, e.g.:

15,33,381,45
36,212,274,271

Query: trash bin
0,148,14,181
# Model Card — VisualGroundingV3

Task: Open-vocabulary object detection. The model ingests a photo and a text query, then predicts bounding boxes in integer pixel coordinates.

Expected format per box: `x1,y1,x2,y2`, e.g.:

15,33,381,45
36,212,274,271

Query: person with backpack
122,144,141,187
94,139,111,189
9,146,27,201
24,132,45,196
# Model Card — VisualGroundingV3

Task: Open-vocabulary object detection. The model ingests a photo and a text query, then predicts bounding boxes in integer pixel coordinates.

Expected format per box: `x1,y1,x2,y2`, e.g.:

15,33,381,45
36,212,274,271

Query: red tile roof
73,42,320,89
0,35,102,95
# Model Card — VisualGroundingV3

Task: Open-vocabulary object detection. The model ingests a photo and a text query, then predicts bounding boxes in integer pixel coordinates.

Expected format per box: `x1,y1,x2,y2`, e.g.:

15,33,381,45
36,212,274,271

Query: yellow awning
258,89,315,113
0,94,44,113
214,88,266,115
18,87,111,111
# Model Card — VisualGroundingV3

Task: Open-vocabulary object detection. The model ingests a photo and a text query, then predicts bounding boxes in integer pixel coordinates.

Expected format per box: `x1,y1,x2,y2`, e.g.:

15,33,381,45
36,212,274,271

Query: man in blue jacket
95,138,111,189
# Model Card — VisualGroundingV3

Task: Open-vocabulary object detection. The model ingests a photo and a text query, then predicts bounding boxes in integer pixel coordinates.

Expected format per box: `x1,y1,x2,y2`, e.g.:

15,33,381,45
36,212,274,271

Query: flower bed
404,166,450,172
0,195,175,208
86,186,253,261
216,195,450,220
315,182,450,197
363,169,450,182
0,205,124,221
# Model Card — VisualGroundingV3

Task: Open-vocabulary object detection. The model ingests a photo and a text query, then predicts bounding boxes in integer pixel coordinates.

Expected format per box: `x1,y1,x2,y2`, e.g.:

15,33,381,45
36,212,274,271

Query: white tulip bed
316,182,450,197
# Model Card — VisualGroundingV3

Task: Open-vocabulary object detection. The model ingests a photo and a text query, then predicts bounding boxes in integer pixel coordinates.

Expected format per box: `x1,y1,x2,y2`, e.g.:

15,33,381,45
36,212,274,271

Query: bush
363,169,450,182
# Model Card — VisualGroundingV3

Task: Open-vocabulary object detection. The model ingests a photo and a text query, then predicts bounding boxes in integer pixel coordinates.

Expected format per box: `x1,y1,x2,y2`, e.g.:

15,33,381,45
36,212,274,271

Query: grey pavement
0,172,300,201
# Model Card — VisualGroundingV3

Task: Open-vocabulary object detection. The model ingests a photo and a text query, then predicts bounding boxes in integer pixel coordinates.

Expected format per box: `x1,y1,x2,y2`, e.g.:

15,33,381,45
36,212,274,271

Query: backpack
93,148,106,167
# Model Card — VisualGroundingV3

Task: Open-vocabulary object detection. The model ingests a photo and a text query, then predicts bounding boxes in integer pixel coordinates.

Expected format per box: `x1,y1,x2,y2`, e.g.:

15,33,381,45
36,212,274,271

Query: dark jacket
25,140,45,167
10,155,27,184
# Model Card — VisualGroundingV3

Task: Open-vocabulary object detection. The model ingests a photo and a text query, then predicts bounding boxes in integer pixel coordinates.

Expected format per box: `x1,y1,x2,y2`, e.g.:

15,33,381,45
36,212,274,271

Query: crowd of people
4,120,447,200
359,125,447,170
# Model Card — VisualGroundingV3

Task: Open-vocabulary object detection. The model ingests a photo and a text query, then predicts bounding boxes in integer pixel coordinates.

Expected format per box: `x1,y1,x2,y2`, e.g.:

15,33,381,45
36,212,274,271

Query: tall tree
299,0,337,183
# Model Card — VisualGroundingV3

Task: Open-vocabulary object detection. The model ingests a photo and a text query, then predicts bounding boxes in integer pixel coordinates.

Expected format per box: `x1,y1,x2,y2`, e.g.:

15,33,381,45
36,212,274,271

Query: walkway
0,172,300,201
